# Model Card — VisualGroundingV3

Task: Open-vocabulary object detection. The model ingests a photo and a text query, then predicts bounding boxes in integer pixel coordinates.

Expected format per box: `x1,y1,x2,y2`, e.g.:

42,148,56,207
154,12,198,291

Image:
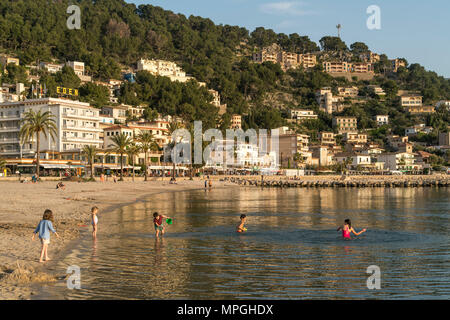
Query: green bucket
166,218,173,225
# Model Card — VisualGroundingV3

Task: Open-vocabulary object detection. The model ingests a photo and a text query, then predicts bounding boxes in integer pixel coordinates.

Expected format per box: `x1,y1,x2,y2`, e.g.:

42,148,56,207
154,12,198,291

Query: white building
136,59,193,83
289,109,318,122
376,115,389,126
39,62,64,73
376,152,420,171
0,98,102,159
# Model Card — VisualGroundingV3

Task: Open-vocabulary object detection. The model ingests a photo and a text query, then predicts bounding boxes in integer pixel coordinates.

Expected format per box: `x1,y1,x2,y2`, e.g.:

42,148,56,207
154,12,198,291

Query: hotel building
333,116,358,134
0,98,102,159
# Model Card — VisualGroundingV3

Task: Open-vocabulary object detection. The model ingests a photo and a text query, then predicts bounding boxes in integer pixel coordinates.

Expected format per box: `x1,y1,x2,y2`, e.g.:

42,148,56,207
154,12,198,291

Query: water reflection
34,188,449,300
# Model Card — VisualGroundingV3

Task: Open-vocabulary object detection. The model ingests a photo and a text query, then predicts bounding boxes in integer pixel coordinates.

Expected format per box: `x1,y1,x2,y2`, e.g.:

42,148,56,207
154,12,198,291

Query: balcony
62,112,98,120
0,138,20,144
63,137,103,144
63,124,102,132
0,127,20,132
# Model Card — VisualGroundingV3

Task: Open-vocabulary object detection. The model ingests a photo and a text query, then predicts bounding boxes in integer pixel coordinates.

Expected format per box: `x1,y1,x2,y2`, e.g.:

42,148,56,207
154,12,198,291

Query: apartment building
387,135,409,149
359,52,380,63
315,88,344,114
0,98,102,159
103,121,170,164
342,132,368,144
101,105,128,124
0,56,20,67
368,85,386,97
376,115,389,126
322,61,372,74
66,61,85,77
377,152,420,171
352,62,373,73
279,133,312,167
400,95,423,107
253,44,317,70
136,59,193,83
279,51,300,69
0,83,23,103
390,59,406,72
405,124,433,136
310,145,334,167
406,105,435,114
335,153,372,169
322,61,352,73
319,132,336,145
289,109,318,122
252,44,279,64
337,86,359,97
332,117,358,134
231,114,242,129
298,53,317,69
39,62,64,73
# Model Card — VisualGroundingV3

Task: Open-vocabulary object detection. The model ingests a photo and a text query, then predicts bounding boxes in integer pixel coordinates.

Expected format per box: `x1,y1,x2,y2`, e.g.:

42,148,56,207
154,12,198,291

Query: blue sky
128,0,450,78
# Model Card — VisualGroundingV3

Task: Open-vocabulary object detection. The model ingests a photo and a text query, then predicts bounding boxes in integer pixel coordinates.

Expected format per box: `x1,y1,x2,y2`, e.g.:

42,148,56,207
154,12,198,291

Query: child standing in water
153,212,171,237
32,209,60,262
337,219,366,239
91,206,99,239
237,214,247,233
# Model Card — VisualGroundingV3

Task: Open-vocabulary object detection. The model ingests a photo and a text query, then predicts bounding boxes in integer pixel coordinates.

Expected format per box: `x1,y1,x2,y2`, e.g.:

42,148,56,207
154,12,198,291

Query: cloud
259,1,314,16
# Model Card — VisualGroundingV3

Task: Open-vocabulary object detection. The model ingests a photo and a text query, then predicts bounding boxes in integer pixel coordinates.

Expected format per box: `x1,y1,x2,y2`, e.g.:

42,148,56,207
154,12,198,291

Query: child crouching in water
237,214,247,233
32,209,60,263
153,212,171,238
337,219,366,239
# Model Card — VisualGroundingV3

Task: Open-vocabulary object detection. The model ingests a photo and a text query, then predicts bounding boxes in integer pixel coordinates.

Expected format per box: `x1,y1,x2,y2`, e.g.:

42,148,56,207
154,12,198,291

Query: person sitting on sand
56,182,65,190
153,212,171,238
91,206,99,239
32,209,60,263
237,214,247,233
337,219,366,239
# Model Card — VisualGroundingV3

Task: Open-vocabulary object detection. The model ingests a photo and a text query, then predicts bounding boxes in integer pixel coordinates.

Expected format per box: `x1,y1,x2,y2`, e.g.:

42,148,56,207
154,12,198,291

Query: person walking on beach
153,212,171,238
32,209,60,263
91,206,99,239
337,219,366,239
237,214,247,233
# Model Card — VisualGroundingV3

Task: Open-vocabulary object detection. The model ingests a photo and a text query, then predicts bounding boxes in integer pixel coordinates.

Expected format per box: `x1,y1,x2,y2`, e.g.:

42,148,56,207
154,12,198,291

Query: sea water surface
34,187,449,299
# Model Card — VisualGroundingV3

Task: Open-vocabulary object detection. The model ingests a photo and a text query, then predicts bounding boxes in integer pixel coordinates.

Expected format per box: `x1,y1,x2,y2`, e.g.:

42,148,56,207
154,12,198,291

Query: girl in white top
91,206,99,239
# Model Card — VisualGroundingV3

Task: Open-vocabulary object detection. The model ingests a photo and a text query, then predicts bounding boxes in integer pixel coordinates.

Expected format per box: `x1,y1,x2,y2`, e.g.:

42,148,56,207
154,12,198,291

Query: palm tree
82,145,98,180
126,142,141,182
0,158,7,176
167,121,183,180
19,109,57,177
137,131,159,181
110,133,132,181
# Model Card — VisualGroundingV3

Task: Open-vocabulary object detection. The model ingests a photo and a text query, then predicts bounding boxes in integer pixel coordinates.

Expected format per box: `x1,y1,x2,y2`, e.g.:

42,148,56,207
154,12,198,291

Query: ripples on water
35,188,450,300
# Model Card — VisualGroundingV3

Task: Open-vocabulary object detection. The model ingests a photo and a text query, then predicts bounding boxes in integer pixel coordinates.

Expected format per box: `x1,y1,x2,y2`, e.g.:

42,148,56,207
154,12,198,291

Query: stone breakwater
223,176,450,188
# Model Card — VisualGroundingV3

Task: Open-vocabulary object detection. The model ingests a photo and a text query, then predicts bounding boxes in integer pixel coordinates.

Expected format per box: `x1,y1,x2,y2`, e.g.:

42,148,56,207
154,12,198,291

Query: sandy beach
0,177,230,300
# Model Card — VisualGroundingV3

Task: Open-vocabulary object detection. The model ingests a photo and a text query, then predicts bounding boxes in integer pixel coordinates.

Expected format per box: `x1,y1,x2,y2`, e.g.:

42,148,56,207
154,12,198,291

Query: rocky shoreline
224,175,450,188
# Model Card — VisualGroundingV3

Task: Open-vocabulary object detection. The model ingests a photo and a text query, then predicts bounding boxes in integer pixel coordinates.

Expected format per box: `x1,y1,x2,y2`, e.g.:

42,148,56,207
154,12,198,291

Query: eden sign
57,86,79,96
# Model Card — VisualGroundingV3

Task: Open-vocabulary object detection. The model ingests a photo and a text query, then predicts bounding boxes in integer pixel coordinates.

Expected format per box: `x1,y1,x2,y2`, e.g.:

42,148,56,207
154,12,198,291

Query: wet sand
0,177,230,300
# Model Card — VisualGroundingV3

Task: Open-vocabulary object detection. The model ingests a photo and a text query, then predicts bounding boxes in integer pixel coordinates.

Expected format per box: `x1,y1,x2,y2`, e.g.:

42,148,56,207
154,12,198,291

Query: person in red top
153,212,171,238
